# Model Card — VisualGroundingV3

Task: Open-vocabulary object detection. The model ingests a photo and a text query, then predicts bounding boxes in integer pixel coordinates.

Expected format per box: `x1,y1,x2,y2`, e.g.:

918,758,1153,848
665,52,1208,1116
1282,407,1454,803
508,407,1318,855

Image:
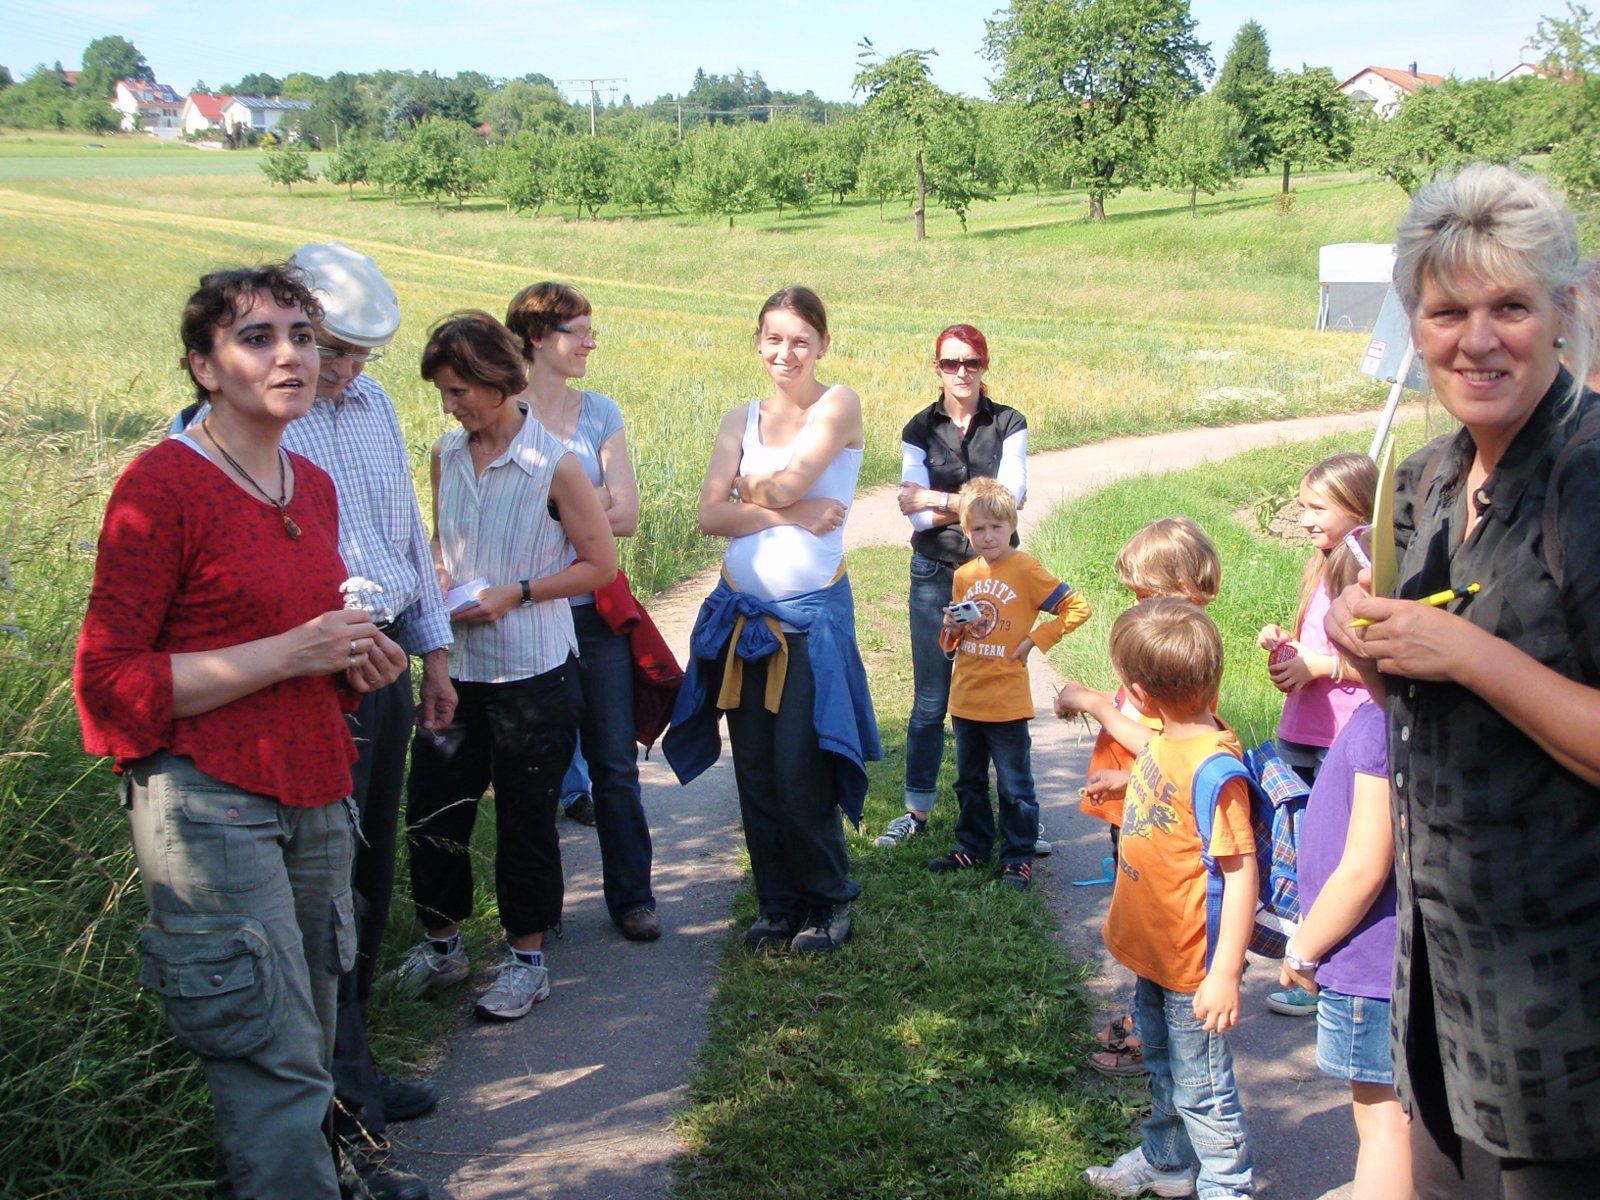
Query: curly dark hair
179,264,322,402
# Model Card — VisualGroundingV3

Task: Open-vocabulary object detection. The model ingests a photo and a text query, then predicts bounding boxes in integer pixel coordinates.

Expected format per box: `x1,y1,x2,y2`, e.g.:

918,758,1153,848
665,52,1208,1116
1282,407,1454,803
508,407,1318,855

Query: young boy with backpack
1082,598,1257,1199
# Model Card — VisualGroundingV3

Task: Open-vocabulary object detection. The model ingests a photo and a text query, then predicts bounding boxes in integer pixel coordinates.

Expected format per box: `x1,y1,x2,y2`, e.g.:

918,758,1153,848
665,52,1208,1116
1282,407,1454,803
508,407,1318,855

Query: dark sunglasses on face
937,357,984,374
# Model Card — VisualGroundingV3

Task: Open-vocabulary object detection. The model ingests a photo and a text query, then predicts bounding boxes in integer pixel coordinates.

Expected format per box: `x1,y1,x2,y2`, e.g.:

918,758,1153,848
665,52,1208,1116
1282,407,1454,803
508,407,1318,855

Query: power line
554,77,625,135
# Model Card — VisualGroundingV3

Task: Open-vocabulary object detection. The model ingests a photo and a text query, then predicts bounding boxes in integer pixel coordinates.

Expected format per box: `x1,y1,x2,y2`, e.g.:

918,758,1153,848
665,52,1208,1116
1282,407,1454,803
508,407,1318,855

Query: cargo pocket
331,887,358,976
138,913,280,1060
174,786,279,895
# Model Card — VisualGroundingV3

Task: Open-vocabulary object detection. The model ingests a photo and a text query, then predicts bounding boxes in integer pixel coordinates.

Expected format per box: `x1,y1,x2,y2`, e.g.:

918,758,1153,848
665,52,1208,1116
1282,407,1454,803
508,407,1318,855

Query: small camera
946,600,984,624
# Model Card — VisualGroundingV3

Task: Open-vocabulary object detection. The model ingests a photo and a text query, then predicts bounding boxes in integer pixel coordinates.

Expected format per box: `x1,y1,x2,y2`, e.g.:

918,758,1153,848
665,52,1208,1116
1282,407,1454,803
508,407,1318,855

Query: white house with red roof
1335,64,1446,116
182,92,230,136
112,79,183,134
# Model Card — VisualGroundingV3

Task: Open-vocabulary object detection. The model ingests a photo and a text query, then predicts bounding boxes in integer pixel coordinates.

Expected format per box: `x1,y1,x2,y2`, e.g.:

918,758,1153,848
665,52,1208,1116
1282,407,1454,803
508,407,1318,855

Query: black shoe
744,911,802,951
379,1072,439,1122
350,1142,430,1200
927,849,989,874
791,904,853,955
564,794,597,826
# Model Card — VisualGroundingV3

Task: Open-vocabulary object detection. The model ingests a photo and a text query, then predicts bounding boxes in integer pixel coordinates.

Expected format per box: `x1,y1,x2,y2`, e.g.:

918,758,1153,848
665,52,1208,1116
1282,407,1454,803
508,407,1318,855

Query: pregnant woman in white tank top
682,285,876,954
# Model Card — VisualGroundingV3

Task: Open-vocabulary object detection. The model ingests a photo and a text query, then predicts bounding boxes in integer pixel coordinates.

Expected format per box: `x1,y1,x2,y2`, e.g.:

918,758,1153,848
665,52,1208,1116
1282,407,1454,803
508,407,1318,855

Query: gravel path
400,408,1407,1198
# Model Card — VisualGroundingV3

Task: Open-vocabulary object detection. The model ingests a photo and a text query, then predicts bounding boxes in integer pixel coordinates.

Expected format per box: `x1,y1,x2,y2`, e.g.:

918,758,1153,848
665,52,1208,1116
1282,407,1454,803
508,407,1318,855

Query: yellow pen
1348,582,1480,628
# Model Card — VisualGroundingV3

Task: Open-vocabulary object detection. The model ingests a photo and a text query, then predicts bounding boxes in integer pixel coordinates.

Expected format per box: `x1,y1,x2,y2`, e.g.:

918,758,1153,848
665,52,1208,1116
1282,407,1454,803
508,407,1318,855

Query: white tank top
722,393,862,601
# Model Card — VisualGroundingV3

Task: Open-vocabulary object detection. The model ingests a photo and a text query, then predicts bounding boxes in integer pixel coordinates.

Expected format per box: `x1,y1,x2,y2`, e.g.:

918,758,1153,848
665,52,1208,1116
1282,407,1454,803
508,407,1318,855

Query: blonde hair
1115,517,1221,605
1295,453,1377,637
1394,164,1591,402
958,477,1018,532
1108,598,1224,714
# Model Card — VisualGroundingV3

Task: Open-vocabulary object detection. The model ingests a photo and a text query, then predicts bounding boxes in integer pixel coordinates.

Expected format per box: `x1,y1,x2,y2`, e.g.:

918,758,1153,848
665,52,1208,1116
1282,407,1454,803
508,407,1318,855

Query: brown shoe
618,907,661,941
564,794,597,826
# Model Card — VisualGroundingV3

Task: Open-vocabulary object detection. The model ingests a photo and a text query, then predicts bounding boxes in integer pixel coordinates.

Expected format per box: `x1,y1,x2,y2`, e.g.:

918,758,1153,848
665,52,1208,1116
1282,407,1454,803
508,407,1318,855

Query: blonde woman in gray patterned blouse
1332,164,1600,1199
395,311,616,1024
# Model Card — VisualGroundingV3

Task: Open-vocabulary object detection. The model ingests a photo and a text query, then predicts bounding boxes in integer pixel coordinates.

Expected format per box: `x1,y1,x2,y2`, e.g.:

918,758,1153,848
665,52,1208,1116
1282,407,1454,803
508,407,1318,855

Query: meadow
0,140,1428,1195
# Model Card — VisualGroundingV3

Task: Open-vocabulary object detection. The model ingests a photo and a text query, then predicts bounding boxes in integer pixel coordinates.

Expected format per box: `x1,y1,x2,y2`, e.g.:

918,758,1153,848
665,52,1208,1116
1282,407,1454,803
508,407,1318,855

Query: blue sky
2,0,1552,102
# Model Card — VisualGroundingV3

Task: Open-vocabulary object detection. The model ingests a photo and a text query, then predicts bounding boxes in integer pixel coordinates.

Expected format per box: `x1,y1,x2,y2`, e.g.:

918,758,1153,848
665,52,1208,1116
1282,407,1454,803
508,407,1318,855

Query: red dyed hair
933,322,989,368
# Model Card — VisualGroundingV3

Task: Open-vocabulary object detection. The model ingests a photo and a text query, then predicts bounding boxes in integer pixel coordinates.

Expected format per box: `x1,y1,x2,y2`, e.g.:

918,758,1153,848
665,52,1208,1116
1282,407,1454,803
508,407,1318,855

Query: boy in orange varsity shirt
1081,598,1257,1199
927,478,1090,890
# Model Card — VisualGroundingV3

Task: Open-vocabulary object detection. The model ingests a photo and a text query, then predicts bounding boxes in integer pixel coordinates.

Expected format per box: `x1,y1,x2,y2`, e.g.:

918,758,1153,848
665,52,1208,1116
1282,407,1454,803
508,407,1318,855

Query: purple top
1297,701,1396,999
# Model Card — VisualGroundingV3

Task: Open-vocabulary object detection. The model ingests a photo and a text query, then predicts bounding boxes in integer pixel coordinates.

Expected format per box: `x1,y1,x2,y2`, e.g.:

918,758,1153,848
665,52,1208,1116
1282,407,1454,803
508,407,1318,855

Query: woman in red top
73,264,407,1199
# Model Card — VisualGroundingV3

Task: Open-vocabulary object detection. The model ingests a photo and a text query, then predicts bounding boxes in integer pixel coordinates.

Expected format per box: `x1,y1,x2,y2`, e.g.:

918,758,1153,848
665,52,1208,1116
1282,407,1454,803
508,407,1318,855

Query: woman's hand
297,609,385,677
1258,623,1289,650
346,628,408,692
452,582,520,625
788,497,847,536
1344,594,1481,683
897,481,941,516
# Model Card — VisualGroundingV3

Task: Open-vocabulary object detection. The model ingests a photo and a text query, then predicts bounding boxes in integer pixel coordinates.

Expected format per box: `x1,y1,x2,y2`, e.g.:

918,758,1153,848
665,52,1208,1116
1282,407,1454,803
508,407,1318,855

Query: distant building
1335,64,1446,117
182,92,230,136
112,79,183,134
219,95,313,138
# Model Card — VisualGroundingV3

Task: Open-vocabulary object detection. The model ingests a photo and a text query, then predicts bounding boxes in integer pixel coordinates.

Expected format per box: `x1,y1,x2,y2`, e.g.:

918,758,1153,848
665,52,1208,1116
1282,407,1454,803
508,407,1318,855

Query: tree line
13,4,1600,235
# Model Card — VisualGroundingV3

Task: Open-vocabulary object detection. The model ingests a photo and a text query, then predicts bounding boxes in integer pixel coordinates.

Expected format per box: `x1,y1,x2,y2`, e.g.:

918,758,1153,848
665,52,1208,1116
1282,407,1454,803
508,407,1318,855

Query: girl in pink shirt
1257,453,1376,786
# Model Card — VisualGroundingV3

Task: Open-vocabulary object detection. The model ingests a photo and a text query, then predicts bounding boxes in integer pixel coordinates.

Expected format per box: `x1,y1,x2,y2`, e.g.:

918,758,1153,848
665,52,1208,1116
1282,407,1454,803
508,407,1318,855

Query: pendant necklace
202,419,301,540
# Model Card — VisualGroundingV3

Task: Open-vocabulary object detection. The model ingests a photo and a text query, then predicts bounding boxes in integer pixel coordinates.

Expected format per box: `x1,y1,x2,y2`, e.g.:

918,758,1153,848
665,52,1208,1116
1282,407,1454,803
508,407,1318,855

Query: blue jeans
572,604,655,921
905,553,958,812
1135,975,1255,1198
951,716,1038,863
560,733,591,807
126,752,353,1199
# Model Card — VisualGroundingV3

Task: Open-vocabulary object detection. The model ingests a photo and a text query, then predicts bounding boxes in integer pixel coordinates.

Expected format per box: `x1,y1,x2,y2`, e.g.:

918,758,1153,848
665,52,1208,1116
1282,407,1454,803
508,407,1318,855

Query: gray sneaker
1034,822,1053,857
389,939,469,999
474,957,550,1020
1083,1146,1196,1197
791,904,853,954
874,812,926,847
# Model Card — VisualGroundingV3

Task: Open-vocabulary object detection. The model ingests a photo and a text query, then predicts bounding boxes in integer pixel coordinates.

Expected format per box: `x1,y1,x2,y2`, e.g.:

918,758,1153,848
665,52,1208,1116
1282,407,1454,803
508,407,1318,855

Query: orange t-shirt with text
1103,722,1255,993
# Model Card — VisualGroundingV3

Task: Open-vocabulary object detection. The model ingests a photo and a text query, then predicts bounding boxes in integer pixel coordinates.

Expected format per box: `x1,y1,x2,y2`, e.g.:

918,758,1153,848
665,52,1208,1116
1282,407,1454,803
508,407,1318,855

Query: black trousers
332,668,413,1137
406,658,582,938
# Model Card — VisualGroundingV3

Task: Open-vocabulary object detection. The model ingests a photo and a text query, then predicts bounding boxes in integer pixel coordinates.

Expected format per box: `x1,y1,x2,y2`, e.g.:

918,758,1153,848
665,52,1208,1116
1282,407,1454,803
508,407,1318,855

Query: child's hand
1085,769,1129,801
1268,645,1314,694
941,610,959,634
1053,679,1097,718
1278,960,1319,995
1006,636,1036,664
1257,623,1289,650
1193,969,1242,1033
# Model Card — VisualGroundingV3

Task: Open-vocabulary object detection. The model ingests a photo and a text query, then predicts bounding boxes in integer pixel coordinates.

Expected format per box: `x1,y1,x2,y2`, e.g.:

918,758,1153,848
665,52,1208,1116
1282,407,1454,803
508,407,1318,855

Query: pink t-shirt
1276,583,1369,748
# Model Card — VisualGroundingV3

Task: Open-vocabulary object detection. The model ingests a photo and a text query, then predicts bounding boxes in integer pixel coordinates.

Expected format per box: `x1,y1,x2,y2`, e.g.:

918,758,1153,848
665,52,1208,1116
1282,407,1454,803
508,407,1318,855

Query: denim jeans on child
905,553,958,812
951,715,1039,863
1134,974,1255,1199
126,751,353,1200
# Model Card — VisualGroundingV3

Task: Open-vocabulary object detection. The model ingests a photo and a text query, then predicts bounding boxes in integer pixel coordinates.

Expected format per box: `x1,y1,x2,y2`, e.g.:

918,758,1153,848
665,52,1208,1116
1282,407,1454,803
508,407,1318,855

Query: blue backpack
1191,741,1310,968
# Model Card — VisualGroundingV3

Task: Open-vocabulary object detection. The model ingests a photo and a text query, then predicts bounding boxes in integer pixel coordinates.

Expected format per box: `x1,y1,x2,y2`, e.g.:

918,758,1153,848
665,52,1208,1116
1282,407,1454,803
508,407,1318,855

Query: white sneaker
875,812,926,847
1034,822,1053,857
389,939,469,999
1083,1146,1196,1197
474,957,550,1020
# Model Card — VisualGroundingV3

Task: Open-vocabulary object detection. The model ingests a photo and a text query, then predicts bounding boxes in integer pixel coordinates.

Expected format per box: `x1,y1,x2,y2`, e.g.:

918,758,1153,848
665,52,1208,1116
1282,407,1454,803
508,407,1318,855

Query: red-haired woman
878,323,1031,851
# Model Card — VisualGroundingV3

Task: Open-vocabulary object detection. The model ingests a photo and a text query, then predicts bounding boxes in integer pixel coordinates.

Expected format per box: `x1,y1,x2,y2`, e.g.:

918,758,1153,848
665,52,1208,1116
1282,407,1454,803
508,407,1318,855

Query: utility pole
555,77,626,135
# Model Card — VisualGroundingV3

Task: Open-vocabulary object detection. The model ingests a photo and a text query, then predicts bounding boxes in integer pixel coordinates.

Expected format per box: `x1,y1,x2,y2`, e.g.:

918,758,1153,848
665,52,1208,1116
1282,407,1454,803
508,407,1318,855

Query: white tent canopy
1316,243,1396,333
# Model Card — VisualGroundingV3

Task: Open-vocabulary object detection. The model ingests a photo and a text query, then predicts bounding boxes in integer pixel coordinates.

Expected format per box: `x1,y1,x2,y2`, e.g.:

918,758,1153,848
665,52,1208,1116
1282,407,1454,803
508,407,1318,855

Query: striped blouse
436,407,577,684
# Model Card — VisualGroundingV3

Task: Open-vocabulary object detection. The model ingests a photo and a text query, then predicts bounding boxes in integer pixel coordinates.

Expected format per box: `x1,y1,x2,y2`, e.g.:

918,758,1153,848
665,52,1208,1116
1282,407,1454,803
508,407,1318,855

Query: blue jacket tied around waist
662,573,882,824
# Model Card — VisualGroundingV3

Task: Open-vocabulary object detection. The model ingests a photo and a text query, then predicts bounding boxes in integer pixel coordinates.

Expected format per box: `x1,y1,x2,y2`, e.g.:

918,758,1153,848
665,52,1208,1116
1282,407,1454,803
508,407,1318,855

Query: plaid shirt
1387,373,1600,1160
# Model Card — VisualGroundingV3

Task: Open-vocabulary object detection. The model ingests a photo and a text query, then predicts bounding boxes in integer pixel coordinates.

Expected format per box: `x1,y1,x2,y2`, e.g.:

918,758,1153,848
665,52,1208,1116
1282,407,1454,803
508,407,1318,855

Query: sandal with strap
1095,1014,1136,1047
1089,1042,1148,1077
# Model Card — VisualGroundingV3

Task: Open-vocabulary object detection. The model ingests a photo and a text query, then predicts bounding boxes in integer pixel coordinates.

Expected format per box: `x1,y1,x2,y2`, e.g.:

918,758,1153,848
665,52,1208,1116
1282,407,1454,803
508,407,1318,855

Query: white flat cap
290,241,401,348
